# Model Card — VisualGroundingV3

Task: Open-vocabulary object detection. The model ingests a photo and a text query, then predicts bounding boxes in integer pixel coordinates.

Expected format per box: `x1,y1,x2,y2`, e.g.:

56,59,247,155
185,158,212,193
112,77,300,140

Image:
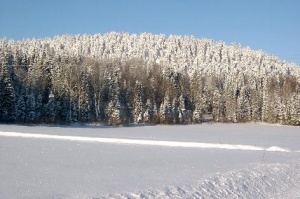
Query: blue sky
0,0,299,65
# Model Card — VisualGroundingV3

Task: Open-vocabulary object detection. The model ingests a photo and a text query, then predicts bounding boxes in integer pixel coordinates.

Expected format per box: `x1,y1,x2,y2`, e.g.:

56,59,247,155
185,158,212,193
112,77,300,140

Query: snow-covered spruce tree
143,99,151,123
143,98,156,123
159,92,173,124
264,77,280,123
212,90,220,122
190,71,204,123
143,78,160,124
78,69,91,122
105,68,125,125
172,97,180,124
279,75,298,124
146,66,163,124
63,58,80,123
178,94,189,124
205,75,224,122
248,76,262,122
236,86,251,122
15,88,26,122
224,78,237,122
290,91,300,125
262,78,271,123
0,59,16,122
41,90,61,123
133,81,145,123
284,78,300,125
88,59,106,121
25,92,37,122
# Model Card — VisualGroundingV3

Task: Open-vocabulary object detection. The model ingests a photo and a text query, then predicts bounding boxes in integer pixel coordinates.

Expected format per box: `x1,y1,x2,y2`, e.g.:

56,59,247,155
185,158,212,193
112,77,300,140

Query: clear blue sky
1,0,299,65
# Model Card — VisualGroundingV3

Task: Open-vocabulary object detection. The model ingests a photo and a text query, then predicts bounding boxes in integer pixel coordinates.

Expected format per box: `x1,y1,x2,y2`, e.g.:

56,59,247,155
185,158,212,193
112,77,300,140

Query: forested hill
1,32,300,125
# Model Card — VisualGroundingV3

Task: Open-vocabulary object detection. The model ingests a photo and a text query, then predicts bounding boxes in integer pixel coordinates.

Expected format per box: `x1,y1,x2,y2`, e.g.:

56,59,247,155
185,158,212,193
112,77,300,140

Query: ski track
0,131,295,153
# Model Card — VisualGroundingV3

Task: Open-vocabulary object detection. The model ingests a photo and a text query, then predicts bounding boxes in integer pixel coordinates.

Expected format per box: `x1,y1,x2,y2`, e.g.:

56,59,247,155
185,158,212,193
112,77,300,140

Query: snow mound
99,162,300,199
266,146,290,152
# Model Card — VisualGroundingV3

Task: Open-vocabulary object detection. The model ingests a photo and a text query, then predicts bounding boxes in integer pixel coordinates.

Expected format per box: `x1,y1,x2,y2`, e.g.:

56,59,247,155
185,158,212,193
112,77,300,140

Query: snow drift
100,162,300,199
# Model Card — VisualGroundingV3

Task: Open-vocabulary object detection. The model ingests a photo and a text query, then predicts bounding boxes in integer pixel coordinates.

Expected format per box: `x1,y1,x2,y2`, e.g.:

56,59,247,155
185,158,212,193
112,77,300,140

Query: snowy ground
0,123,299,199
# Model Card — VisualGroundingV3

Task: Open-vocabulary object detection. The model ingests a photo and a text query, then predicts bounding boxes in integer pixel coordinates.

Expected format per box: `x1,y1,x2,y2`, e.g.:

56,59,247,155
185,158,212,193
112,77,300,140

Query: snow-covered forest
0,32,300,125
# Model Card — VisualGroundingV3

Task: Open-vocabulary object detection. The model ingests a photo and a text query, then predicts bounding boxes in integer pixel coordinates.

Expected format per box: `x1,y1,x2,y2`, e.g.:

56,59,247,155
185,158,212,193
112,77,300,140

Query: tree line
1,56,300,125
0,33,300,125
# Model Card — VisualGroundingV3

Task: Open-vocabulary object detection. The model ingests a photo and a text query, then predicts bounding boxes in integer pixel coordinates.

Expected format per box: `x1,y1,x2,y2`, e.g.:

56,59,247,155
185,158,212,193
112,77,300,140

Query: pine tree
16,88,26,122
172,97,179,124
44,92,60,123
212,87,222,122
0,59,16,122
133,81,145,123
78,70,91,122
159,92,173,124
143,99,152,123
262,78,271,122
26,92,36,122
289,86,300,125
224,80,236,122
178,95,187,123
105,69,124,125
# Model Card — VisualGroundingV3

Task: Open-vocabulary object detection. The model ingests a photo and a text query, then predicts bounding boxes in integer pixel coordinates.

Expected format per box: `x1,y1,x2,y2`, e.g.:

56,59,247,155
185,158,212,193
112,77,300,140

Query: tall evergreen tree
0,58,16,122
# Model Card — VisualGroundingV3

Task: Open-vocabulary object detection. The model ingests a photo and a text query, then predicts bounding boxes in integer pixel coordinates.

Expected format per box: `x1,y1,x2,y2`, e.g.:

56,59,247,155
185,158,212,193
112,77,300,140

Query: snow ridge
99,162,300,199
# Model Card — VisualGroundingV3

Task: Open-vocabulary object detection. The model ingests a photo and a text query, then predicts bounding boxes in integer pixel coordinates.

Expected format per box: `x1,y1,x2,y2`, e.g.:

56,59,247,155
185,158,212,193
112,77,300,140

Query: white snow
0,123,299,199
266,146,290,152
103,162,300,199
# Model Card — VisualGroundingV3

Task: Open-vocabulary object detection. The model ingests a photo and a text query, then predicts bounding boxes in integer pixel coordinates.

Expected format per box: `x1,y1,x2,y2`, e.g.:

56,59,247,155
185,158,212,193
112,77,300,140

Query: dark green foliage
0,61,16,122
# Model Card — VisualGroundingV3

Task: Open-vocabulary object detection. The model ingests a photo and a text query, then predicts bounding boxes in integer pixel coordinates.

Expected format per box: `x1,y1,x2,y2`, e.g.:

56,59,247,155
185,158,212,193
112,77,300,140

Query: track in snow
0,131,296,153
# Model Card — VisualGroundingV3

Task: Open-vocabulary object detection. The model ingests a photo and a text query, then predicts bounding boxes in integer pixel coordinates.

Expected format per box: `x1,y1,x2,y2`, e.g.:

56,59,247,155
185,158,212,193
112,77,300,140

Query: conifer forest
0,32,300,125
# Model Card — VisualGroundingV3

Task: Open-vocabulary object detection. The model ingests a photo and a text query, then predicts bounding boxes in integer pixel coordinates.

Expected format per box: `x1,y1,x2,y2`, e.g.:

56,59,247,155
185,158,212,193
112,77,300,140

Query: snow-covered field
0,123,299,199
